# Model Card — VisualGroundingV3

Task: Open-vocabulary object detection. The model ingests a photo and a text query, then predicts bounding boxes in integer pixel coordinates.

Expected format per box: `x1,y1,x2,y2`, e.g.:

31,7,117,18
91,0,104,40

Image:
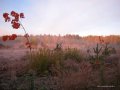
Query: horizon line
0,34,120,37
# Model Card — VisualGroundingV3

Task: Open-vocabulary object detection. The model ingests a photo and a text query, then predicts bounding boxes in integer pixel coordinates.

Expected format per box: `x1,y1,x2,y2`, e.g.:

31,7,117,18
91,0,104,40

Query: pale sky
0,0,120,36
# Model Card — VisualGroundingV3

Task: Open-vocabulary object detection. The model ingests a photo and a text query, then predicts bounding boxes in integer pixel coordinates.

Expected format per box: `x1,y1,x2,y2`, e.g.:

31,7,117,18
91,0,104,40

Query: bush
30,49,63,76
64,48,82,62
29,48,83,76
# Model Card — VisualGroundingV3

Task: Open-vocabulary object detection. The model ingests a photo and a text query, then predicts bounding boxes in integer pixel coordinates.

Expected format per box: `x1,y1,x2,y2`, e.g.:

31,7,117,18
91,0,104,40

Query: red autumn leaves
3,13,10,22
2,11,24,41
24,34,32,49
3,11,24,29
2,34,17,41
26,42,32,49
2,11,31,49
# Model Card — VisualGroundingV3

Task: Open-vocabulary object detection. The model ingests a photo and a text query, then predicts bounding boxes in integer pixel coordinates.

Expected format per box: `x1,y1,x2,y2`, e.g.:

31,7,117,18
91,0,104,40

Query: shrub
29,49,64,76
64,48,82,62
29,48,83,76
87,42,117,85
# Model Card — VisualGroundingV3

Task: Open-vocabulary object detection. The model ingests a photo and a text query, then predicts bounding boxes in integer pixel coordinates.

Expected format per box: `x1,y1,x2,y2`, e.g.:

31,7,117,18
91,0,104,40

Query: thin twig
19,20,33,65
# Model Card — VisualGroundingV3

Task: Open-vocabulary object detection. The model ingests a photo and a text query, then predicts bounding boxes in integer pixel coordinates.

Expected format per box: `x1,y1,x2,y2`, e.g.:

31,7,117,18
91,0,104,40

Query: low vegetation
29,48,83,76
0,35,120,90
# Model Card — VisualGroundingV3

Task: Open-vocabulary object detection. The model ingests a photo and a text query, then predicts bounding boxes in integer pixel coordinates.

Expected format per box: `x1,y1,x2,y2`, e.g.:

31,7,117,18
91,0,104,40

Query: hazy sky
0,0,120,36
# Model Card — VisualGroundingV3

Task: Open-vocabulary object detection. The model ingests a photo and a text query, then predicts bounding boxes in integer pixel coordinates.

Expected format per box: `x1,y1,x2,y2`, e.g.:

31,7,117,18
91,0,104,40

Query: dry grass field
0,35,120,90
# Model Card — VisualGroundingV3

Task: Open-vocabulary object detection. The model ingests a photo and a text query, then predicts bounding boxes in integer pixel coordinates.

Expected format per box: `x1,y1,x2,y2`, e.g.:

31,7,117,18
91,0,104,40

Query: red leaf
3,13,10,22
24,34,29,38
25,42,32,49
5,17,10,22
27,44,32,49
12,22,20,29
8,34,17,40
11,19,17,24
11,11,16,17
12,34,17,38
11,11,19,21
3,13,9,18
9,36,14,40
26,42,29,45
20,13,24,18
28,45,32,48
14,13,19,21
10,34,17,40
2,35,9,41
